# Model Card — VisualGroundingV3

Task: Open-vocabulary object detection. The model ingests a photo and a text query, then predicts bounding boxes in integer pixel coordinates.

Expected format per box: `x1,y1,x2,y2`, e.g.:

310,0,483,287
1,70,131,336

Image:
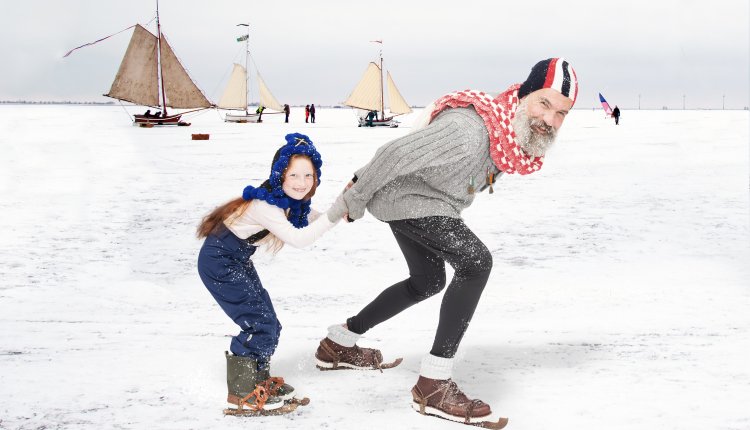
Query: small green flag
236,35,249,42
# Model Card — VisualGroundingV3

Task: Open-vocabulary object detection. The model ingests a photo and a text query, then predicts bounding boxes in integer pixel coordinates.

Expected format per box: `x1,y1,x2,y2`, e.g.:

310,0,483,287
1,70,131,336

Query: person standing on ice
612,105,621,125
314,58,578,428
197,133,348,415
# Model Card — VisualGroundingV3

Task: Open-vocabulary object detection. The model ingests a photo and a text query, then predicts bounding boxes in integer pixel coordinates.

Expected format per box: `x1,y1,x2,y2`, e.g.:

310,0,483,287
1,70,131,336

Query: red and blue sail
598,93,613,116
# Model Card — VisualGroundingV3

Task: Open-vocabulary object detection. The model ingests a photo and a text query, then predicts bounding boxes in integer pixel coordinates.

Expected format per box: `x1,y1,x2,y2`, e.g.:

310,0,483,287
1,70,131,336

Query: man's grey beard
513,98,557,157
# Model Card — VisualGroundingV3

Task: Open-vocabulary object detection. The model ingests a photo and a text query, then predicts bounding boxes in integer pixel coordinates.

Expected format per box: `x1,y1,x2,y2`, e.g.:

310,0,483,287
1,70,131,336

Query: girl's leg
198,241,280,363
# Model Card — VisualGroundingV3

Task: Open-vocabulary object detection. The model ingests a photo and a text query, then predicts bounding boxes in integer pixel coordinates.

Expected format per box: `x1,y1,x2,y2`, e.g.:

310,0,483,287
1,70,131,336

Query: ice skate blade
411,402,508,429
278,391,295,401
287,396,310,406
315,357,403,371
226,394,284,411
224,402,299,416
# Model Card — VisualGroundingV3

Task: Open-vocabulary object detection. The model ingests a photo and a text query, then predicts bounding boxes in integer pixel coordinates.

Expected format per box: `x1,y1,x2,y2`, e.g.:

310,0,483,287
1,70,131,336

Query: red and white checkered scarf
429,84,544,175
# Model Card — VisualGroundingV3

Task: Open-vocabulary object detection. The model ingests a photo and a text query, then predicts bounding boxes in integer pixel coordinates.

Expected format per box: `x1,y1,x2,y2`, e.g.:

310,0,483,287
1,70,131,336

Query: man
315,58,578,426
365,110,376,127
612,105,621,125
283,104,290,123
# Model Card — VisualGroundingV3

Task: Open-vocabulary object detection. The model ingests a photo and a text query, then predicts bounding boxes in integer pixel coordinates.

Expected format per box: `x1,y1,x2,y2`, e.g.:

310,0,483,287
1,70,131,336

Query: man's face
513,88,573,157
523,88,573,132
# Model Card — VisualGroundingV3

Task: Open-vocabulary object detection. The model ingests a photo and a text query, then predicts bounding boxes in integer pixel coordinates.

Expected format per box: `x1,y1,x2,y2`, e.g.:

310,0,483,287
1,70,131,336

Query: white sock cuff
326,324,360,348
420,354,454,380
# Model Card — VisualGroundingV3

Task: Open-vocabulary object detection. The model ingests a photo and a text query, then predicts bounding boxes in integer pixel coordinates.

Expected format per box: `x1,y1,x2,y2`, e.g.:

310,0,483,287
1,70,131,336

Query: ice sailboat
217,24,284,123
64,1,213,126
343,41,412,127
599,93,613,117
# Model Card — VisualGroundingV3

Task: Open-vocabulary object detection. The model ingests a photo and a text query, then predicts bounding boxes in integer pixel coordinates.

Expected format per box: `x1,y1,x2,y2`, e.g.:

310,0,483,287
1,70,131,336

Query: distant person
314,58,578,427
256,105,266,122
143,109,152,118
310,104,316,123
365,110,377,127
154,111,162,118
612,105,621,125
284,104,290,123
305,105,310,123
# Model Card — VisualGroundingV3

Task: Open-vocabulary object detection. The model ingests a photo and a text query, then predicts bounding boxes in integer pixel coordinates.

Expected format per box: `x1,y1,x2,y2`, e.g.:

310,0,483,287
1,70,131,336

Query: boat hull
133,113,187,126
357,116,399,128
225,113,262,123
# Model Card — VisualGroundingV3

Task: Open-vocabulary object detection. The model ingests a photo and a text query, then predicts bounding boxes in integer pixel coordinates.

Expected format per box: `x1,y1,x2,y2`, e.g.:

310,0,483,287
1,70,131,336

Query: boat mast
241,24,250,115
156,0,168,116
379,48,385,121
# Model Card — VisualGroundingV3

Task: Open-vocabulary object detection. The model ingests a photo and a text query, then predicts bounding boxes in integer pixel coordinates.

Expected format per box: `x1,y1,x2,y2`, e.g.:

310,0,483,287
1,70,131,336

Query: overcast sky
2,0,748,109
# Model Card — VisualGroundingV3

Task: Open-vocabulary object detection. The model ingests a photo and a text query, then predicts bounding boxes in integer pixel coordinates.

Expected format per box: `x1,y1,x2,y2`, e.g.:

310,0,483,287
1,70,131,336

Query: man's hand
327,192,349,223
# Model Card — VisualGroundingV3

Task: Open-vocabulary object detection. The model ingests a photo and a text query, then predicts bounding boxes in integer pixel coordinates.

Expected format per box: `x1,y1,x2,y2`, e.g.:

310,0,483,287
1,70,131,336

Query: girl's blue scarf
242,133,323,229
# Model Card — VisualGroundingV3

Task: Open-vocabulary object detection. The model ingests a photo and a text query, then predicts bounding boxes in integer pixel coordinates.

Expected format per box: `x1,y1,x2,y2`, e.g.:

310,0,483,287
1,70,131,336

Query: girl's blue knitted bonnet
241,133,322,228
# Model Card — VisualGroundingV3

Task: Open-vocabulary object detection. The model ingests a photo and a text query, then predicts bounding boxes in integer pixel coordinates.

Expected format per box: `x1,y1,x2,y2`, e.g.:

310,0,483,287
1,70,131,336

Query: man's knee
406,270,447,301
456,243,493,277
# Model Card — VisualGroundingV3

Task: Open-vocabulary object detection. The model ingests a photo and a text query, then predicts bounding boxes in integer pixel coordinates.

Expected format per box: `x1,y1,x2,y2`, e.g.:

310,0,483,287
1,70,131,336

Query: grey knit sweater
344,106,502,222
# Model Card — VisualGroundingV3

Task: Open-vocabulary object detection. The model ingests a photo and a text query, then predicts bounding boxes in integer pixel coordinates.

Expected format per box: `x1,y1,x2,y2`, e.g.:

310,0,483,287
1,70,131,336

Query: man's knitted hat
518,58,578,105
242,133,322,228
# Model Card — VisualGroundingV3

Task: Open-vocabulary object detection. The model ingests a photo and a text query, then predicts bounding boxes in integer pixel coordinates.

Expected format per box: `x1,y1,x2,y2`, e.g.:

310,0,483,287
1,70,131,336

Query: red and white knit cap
518,58,578,105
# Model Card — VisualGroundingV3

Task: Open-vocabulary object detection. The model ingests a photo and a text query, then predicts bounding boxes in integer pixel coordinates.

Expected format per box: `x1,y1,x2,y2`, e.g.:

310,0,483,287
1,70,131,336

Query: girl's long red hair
196,197,249,239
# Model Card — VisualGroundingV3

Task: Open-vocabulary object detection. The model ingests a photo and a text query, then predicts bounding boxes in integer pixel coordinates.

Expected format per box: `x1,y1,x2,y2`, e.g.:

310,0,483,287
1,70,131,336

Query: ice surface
1,105,748,429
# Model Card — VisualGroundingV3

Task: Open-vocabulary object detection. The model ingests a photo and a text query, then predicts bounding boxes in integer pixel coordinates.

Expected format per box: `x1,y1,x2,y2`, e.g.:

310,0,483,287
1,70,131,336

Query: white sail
159,34,212,108
257,74,284,112
105,25,159,107
218,64,248,110
386,71,412,115
344,62,383,112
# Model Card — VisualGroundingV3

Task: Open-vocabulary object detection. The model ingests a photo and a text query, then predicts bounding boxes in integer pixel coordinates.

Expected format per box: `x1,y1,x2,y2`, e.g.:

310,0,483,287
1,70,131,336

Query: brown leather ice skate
314,338,402,372
411,376,508,428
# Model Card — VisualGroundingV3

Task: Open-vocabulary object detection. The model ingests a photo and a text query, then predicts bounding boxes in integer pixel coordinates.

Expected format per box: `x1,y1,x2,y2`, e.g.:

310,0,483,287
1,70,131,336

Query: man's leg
392,218,494,422
389,217,492,358
318,217,491,368
316,222,445,369
346,223,447,334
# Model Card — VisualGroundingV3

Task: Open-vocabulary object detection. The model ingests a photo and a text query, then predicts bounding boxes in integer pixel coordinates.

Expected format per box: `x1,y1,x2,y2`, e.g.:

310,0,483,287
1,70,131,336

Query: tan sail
218,64,248,110
344,62,383,111
160,34,212,108
257,74,284,112
105,24,159,107
386,72,412,115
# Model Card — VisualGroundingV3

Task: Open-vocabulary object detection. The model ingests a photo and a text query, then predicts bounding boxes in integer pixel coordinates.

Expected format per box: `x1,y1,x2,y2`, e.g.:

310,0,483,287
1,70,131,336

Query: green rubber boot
225,352,283,411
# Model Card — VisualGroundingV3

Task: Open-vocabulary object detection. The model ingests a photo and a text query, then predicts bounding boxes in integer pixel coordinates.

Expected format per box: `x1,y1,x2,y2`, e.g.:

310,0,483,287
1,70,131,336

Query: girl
197,133,346,414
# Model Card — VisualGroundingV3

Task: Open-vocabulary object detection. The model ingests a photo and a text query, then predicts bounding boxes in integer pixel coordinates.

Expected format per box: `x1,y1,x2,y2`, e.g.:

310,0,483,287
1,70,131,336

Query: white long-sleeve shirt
224,200,337,249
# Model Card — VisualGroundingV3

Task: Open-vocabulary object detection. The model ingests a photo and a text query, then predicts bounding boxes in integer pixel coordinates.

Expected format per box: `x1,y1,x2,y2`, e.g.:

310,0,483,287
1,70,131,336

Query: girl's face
282,156,315,200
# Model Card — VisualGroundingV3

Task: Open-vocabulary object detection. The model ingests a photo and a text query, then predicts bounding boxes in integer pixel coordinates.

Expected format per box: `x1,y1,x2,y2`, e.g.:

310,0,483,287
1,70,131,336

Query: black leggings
347,217,492,358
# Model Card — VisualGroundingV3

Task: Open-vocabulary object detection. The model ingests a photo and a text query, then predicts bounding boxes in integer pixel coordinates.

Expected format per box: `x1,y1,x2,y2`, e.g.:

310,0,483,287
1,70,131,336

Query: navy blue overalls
197,227,281,364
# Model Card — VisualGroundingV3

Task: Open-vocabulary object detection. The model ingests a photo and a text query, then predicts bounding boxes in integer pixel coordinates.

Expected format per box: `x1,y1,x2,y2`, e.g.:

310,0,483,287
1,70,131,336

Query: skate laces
445,380,471,402
419,380,487,421
239,384,269,411
352,344,384,372
259,376,285,396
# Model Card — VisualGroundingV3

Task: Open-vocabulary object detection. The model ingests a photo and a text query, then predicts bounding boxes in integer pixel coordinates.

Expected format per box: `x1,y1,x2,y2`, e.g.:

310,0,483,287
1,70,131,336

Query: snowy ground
1,106,748,430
